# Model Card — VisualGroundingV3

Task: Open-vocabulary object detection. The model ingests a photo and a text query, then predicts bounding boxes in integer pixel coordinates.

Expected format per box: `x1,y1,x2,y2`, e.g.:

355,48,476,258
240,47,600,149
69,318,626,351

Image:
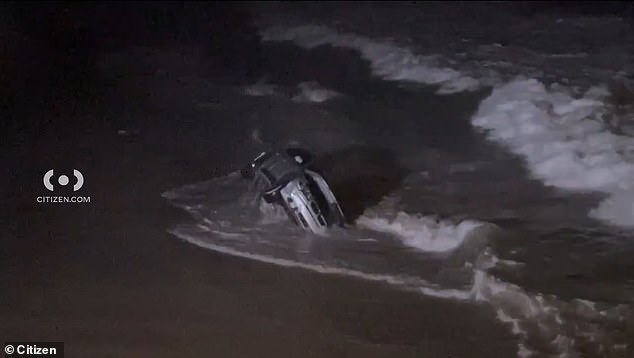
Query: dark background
2,1,633,133
1,2,262,136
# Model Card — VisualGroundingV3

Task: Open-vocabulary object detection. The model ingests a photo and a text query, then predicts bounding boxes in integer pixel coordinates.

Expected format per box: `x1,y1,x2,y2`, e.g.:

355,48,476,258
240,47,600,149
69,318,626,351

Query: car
241,149,345,234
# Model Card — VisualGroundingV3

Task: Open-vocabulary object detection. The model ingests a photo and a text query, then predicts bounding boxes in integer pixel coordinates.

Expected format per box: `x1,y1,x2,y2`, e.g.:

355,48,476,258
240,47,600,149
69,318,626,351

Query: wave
357,202,631,357
252,23,634,356
164,173,631,357
472,78,634,227
357,211,483,253
260,24,480,94
260,24,634,228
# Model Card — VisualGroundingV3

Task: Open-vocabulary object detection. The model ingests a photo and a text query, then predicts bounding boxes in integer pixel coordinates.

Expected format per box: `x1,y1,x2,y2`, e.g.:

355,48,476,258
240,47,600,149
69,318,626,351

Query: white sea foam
260,23,634,228
292,81,340,103
257,201,290,224
471,249,630,357
472,78,634,227
260,25,480,94
356,211,483,252
351,197,630,357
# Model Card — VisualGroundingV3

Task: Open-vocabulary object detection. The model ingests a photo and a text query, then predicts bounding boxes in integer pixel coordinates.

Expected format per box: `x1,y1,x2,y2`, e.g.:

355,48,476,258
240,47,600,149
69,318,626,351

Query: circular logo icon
5,344,15,354
43,169,84,192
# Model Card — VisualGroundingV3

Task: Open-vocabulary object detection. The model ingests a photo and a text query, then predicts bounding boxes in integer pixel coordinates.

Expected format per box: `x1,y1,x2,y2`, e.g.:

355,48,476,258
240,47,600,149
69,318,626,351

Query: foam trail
471,250,631,358
292,81,340,103
357,211,483,252
171,227,470,300
472,78,634,227
174,222,630,358
260,25,479,94
354,200,631,357
166,180,632,357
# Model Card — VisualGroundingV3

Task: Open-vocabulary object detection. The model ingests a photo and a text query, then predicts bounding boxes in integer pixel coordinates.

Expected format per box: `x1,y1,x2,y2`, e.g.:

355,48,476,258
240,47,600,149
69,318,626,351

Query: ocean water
163,4,634,357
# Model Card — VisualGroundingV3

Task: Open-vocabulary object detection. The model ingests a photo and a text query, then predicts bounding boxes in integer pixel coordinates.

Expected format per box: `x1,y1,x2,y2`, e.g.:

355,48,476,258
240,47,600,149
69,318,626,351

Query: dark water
4,3,634,357
163,3,634,357
161,39,632,358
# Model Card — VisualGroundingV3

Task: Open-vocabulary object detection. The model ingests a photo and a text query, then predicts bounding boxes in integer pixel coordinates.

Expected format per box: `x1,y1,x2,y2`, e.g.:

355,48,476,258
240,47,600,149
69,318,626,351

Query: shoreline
2,58,517,357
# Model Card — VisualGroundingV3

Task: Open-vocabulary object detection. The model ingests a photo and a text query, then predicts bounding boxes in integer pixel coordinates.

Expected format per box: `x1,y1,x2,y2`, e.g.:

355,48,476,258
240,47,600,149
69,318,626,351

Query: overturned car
241,149,345,234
